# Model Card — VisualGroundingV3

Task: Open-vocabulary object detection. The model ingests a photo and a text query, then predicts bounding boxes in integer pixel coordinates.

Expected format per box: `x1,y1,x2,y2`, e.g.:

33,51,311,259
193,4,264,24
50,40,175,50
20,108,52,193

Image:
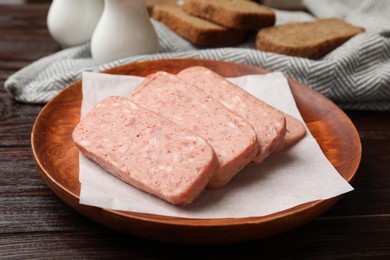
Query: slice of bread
256,18,365,59
152,4,247,46
183,0,275,30
145,0,177,14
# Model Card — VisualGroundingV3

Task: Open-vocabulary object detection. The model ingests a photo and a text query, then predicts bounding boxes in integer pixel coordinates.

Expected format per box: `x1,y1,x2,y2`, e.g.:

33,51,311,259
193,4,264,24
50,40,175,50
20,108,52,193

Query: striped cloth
4,0,390,110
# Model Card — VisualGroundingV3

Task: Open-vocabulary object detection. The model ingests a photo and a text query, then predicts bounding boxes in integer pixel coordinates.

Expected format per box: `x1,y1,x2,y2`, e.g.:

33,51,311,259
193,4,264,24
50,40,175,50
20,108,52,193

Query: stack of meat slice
177,67,306,158
72,66,306,205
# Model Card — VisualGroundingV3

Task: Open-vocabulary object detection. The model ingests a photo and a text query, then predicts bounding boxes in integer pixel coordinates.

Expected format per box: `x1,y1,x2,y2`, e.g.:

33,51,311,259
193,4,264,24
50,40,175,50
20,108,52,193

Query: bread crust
152,4,247,46
183,0,275,30
256,18,364,59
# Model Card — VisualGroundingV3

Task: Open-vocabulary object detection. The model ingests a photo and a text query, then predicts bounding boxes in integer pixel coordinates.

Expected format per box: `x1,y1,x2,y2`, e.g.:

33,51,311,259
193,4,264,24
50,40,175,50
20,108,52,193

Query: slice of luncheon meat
273,113,306,153
72,96,219,205
178,66,286,164
130,72,258,189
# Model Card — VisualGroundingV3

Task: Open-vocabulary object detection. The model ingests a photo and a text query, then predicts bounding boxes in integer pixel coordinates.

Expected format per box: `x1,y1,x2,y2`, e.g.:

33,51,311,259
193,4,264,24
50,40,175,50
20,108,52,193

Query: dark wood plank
0,93,43,147
0,216,389,259
0,3,59,83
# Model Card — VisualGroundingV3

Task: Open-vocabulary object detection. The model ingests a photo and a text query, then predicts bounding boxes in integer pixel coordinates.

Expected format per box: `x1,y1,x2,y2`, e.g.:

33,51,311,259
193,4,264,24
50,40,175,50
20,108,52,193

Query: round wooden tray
31,59,361,244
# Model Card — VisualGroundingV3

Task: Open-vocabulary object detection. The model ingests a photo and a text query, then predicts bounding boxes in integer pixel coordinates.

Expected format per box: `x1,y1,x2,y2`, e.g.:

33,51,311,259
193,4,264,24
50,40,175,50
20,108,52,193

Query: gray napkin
4,0,390,110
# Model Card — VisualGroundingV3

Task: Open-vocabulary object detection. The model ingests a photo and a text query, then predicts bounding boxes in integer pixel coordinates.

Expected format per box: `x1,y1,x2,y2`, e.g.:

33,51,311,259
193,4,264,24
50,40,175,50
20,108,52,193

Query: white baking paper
78,71,354,218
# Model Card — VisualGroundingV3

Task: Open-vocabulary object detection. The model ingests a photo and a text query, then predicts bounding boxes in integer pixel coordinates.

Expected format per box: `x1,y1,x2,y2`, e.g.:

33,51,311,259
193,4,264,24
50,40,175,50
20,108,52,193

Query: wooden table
1,3,390,259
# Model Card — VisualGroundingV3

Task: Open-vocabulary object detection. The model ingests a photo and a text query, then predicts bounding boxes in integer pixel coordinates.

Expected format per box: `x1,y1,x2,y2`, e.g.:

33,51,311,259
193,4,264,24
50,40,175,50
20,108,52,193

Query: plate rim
31,58,362,240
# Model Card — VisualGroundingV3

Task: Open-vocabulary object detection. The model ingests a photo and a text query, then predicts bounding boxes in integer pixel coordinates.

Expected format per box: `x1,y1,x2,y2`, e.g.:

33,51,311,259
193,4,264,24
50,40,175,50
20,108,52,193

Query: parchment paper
78,71,354,218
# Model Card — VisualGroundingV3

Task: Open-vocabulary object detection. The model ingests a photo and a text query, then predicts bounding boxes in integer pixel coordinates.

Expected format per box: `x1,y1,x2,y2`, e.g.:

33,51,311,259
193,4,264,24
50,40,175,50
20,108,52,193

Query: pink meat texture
129,71,259,189
273,113,306,153
72,96,219,206
177,66,291,164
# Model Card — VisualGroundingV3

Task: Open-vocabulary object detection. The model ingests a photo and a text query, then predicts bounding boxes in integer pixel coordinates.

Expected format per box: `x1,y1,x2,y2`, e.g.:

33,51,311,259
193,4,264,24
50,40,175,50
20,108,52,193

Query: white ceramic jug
47,0,104,47
91,0,159,64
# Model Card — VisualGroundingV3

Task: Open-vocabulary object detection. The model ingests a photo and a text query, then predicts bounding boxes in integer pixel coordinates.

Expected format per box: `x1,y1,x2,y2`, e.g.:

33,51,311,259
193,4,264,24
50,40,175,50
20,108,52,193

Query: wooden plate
31,59,361,244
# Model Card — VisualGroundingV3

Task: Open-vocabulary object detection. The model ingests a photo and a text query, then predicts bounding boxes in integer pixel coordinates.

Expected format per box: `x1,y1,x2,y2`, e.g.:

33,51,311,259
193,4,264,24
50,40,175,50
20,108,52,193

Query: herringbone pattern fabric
4,0,390,110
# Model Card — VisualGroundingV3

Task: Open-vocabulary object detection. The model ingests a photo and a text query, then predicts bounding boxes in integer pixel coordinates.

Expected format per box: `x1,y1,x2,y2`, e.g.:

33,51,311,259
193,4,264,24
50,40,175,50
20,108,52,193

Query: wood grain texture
31,59,361,244
1,2,390,258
